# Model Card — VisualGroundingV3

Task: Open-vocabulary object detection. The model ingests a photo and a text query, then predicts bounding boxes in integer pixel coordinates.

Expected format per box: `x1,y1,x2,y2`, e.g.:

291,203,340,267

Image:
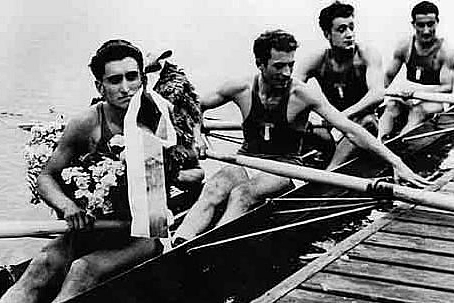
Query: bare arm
37,114,95,229
385,44,406,88
296,51,324,83
433,48,454,93
200,79,249,112
298,87,430,187
343,47,385,118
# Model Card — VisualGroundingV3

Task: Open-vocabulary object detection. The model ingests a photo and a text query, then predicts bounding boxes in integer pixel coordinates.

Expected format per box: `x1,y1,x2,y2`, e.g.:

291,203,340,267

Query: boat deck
253,169,454,303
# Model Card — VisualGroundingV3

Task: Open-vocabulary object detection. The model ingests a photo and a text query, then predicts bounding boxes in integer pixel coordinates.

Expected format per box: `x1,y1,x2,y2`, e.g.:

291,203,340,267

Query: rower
0,40,204,303
297,1,384,170
172,29,430,246
378,1,454,140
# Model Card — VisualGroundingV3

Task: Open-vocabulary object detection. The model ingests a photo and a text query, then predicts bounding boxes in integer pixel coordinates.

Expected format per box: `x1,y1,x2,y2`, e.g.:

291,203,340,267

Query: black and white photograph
1,1,454,302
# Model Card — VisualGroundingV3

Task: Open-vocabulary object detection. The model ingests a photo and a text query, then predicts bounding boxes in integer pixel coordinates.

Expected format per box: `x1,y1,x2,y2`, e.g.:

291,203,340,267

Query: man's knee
228,183,255,211
217,165,248,181
410,104,428,119
358,114,378,134
66,258,99,286
384,100,403,117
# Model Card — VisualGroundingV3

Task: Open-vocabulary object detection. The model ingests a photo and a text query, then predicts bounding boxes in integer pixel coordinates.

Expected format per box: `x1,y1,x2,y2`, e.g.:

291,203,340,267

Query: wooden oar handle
0,220,129,238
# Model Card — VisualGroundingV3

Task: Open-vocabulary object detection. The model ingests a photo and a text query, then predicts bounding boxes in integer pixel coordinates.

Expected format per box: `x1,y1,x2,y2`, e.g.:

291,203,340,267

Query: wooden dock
253,170,454,303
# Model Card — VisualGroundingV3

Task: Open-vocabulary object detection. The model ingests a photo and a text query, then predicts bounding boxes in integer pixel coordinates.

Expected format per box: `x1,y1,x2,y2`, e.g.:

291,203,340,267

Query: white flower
109,134,125,148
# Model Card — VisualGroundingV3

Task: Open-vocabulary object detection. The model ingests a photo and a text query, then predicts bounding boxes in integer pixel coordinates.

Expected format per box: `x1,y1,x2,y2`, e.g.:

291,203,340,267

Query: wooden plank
300,272,454,303
397,210,454,228
325,258,454,292
349,244,454,272
277,289,374,303
384,221,454,241
365,232,454,255
250,206,413,303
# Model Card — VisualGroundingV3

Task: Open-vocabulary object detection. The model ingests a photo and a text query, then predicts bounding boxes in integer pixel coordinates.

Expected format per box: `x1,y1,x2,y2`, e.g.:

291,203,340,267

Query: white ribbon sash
124,87,176,238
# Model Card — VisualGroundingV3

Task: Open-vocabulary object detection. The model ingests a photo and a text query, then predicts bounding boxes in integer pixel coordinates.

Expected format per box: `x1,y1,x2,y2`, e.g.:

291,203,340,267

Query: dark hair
253,30,298,67
89,39,144,80
319,1,355,34
411,1,439,22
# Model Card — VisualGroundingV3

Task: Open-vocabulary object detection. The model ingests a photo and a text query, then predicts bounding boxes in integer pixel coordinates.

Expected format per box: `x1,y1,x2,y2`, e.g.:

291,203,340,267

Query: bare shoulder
356,42,381,64
61,105,99,144
393,36,412,59
290,78,320,108
216,76,252,98
298,47,327,71
440,39,454,61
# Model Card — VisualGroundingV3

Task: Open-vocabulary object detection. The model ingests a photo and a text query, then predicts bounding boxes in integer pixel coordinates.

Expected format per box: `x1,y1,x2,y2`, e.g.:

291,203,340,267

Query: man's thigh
246,171,294,199
76,236,162,275
418,101,445,114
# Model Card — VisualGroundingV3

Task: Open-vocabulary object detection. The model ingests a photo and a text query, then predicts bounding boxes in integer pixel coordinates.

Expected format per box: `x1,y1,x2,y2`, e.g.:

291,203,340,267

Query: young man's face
96,56,142,110
413,13,438,44
261,48,295,89
327,16,355,50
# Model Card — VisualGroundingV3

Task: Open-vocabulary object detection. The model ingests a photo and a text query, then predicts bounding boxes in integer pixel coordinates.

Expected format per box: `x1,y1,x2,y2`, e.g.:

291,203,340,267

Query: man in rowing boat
172,29,429,245
0,40,204,302
297,1,384,170
378,1,454,140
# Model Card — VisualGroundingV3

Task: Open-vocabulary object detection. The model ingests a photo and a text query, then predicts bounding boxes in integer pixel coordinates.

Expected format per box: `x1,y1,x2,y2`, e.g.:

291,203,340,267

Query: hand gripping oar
206,150,454,212
0,220,129,238
386,92,454,104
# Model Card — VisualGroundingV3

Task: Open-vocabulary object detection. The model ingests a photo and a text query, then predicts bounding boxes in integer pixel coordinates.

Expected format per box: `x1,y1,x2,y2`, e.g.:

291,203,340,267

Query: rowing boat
51,106,454,303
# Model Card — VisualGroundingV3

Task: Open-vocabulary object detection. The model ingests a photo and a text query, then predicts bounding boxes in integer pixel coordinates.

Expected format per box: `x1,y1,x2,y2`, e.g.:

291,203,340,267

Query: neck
416,37,438,50
331,46,355,62
104,102,127,130
258,74,290,98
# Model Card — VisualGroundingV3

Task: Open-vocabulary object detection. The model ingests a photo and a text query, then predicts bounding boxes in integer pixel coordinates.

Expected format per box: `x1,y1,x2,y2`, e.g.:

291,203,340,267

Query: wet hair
319,1,354,34
411,1,439,22
89,39,144,80
253,30,299,67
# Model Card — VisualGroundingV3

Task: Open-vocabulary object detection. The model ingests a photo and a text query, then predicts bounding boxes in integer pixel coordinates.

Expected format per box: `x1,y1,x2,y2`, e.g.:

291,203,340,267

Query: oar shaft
393,185,454,212
206,151,371,192
203,120,242,131
0,220,129,238
206,151,454,212
402,127,454,142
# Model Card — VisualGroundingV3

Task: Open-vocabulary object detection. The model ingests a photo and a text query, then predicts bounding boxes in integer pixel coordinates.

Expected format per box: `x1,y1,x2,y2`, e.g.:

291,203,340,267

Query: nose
119,78,129,93
345,28,354,39
282,65,292,77
423,25,431,34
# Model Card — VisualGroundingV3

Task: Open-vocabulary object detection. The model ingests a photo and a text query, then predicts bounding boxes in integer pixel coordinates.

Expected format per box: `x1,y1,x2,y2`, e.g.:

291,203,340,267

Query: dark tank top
95,103,131,220
239,75,303,155
313,46,369,111
406,36,443,85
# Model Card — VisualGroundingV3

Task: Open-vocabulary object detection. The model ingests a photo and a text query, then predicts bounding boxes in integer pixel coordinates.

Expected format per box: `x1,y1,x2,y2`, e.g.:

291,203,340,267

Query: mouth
119,96,133,102
273,78,291,87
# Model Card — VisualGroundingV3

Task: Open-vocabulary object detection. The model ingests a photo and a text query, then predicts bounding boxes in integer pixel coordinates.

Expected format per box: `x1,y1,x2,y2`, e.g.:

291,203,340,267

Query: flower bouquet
24,117,127,217
60,143,126,217
24,116,65,205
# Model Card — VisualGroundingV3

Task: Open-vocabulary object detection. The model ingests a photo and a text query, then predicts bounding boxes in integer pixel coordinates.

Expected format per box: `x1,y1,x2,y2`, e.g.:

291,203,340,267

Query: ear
95,80,105,96
323,30,331,40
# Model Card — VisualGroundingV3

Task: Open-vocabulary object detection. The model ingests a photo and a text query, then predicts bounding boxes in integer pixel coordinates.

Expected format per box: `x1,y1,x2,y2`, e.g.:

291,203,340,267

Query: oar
187,204,375,254
203,120,242,131
402,127,454,142
0,220,129,238
386,92,454,104
206,150,454,212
